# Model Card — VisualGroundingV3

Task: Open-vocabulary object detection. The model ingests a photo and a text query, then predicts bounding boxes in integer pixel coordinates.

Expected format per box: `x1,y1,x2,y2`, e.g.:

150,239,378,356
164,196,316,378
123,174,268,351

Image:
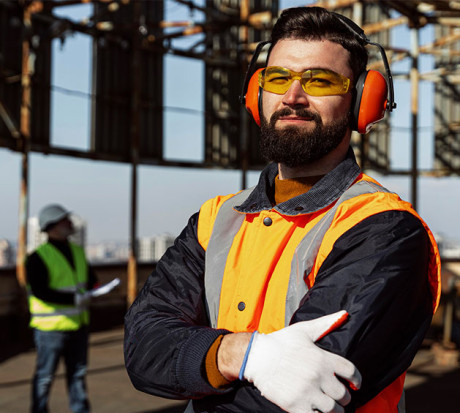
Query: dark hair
269,7,368,82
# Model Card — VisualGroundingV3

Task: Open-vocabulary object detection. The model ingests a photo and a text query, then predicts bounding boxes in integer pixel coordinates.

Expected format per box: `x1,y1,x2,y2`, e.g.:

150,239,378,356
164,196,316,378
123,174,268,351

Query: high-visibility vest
198,174,441,413
28,242,90,331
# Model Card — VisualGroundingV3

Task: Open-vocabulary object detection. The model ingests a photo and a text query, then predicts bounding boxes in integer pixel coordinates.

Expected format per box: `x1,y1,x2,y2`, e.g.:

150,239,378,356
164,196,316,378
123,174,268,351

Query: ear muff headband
240,41,270,106
331,12,395,108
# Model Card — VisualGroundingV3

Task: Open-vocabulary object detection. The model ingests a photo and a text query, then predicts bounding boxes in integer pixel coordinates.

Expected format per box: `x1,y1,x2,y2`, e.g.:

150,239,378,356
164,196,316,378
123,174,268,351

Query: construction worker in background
124,7,441,413
26,204,98,413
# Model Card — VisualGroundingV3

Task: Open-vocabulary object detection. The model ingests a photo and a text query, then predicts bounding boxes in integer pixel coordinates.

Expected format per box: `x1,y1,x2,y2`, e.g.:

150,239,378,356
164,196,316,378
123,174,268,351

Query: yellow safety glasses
258,66,351,96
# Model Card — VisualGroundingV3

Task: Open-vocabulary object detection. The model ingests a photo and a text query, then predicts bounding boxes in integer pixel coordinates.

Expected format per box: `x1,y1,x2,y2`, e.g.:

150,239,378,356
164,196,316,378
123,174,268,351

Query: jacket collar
235,147,361,216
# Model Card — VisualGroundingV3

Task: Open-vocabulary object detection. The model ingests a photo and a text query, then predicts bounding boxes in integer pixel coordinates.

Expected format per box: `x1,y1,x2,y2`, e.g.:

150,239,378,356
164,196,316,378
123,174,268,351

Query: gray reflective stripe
285,204,338,325
55,282,86,293
398,390,406,413
205,188,254,328
183,401,194,412
285,180,391,324
31,307,85,317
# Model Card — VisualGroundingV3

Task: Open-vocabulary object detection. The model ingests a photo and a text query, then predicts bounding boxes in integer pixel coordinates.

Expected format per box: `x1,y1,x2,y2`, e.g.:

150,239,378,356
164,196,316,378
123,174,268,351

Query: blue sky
1,0,460,245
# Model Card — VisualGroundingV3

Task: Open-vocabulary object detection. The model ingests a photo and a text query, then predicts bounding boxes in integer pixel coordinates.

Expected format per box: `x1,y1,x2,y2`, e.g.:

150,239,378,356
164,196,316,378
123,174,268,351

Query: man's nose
281,80,310,106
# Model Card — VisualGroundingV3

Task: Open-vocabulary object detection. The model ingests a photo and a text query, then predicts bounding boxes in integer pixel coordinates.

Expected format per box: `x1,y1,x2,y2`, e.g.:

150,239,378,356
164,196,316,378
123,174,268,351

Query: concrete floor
0,327,457,413
0,328,186,413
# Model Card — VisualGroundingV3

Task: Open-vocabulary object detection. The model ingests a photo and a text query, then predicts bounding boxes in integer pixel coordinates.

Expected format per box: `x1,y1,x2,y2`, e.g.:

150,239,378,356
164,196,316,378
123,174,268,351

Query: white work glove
242,311,361,413
74,291,91,308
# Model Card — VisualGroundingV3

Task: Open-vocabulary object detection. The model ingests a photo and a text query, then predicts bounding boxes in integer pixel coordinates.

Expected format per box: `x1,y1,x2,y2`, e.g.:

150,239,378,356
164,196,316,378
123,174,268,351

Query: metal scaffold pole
127,1,142,306
410,26,419,211
240,0,249,190
16,2,36,287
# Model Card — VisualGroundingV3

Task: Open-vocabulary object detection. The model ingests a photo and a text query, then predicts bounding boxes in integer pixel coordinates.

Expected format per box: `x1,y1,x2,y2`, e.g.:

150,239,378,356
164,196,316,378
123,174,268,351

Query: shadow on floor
406,365,459,413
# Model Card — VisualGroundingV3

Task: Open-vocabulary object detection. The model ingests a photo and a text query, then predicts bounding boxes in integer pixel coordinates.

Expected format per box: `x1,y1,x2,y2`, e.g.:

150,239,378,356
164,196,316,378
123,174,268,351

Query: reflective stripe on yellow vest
28,242,89,331
199,174,441,413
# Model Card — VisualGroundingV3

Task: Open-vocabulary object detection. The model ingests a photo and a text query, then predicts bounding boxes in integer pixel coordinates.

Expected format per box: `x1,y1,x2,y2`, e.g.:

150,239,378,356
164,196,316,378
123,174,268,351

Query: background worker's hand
242,311,361,413
74,291,91,308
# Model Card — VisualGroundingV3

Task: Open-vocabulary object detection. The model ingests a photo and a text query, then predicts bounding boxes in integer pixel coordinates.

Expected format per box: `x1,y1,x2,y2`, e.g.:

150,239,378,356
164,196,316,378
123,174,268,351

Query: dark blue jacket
124,150,435,412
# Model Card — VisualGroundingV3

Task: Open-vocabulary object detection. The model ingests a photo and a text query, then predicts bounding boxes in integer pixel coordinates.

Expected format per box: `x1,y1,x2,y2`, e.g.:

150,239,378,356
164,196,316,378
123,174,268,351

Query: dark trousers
31,327,90,413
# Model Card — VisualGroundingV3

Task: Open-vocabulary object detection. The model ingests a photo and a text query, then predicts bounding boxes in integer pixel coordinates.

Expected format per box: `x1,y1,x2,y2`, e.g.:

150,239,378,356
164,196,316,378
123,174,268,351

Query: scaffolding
0,0,459,306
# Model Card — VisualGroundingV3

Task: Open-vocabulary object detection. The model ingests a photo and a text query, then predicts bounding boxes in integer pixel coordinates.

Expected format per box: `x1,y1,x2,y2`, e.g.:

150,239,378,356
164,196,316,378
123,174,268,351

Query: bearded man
124,7,440,413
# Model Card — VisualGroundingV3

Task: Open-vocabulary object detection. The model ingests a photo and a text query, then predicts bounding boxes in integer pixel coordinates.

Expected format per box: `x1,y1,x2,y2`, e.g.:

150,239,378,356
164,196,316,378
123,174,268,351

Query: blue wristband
238,331,257,381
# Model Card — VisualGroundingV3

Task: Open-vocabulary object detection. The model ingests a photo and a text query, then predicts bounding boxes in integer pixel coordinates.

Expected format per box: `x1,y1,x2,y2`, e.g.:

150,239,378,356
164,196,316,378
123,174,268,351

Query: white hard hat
38,204,70,231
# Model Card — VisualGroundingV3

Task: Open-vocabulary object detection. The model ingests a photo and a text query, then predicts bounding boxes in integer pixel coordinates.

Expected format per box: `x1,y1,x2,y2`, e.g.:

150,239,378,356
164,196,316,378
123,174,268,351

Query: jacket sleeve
291,210,434,409
124,211,233,400
124,210,293,412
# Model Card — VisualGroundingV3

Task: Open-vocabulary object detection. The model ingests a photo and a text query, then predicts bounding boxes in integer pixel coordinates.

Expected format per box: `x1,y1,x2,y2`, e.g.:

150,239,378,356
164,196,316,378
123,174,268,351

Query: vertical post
239,0,249,190
127,167,138,306
410,27,419,210
16,4,33,287
127,2,142,306
443,277,455,347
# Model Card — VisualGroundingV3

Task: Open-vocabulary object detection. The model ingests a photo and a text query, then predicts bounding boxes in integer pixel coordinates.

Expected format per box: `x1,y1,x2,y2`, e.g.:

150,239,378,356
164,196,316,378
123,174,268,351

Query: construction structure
0,0,459,314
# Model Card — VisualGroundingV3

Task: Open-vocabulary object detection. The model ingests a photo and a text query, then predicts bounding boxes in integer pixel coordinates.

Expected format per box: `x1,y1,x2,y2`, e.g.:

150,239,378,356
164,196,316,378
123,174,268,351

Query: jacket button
238,302,246,311
263,217,272,226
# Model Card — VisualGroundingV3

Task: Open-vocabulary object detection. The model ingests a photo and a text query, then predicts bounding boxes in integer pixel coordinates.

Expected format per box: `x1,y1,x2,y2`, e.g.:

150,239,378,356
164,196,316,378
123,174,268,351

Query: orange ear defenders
244,67,265,127
240,40,270,127
352,69,390,133
334,12,396,134
240,15,396,134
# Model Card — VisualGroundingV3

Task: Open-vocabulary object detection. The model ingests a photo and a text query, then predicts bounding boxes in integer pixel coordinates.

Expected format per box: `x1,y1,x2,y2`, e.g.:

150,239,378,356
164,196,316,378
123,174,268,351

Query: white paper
90,278,121,297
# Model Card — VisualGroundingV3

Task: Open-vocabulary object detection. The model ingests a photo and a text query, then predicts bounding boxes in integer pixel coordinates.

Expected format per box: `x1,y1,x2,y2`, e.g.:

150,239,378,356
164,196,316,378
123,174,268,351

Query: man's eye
268,76,290,84
310,77,333,85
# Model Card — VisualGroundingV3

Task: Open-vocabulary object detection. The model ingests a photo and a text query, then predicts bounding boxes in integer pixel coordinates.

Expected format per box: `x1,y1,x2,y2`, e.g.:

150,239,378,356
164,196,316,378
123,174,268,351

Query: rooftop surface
0,327,457,413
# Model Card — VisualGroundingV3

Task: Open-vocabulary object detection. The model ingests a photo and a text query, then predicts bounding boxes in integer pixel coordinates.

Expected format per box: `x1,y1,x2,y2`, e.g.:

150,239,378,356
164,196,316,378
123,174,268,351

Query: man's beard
259,107,349,168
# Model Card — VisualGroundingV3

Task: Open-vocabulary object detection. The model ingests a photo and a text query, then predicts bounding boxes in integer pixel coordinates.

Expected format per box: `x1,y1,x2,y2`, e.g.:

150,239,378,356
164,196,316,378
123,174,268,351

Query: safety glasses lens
260,67,292,94
259,67,350,96
303,69,350,96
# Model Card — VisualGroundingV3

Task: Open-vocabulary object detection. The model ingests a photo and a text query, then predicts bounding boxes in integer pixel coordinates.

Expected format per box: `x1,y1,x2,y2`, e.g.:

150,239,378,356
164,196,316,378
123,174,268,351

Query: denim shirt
235,147,361,215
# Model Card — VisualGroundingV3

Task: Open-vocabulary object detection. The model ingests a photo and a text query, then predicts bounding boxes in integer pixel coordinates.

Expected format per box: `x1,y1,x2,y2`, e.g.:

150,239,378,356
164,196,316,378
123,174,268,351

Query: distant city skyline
3,223,460,268
0,230,177,266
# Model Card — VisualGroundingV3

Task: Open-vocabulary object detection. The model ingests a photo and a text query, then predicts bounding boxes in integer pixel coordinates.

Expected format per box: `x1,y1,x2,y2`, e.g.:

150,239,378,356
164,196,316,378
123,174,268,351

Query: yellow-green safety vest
28,242,89,331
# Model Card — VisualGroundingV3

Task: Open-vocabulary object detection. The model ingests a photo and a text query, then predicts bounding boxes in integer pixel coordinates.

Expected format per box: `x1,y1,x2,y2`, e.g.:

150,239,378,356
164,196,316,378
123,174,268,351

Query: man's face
260,39,354,167
48,216,74,240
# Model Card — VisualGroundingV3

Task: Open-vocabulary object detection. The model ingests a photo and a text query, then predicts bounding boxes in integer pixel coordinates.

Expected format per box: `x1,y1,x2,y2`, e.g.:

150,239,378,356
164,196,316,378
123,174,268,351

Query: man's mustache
270,108,322,125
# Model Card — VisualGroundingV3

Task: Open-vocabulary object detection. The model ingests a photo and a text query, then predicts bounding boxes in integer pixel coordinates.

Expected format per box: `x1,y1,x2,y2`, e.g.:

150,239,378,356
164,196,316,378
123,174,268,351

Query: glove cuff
238,331,257,381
